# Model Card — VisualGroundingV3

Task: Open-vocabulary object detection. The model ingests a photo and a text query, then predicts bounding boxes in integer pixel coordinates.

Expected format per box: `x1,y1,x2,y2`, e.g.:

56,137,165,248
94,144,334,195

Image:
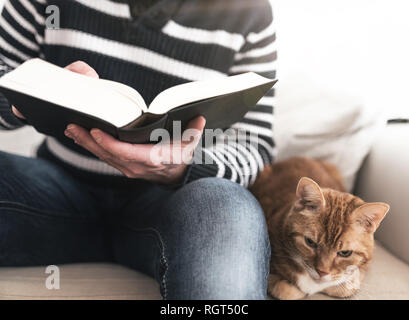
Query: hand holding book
1,58,277,183
65,115,206,184
11,60,207,184
58,60,207,184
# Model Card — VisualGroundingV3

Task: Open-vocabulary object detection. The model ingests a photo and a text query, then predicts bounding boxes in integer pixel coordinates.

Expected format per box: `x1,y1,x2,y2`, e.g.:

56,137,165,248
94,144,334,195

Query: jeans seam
118,224,169,300
0,200,101,223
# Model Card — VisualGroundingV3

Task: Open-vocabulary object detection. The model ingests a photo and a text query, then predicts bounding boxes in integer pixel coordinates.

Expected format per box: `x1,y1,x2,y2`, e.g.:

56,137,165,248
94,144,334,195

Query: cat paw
268,274,306,300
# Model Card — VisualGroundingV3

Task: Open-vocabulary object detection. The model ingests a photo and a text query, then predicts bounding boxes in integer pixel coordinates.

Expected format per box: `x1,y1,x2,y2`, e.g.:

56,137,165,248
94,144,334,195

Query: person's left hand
64,116,206,184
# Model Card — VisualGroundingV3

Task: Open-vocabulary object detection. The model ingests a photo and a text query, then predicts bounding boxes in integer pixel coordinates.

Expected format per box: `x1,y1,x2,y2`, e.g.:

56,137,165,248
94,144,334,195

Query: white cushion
355,124,409,265
271,0,385,191
0,264,160,300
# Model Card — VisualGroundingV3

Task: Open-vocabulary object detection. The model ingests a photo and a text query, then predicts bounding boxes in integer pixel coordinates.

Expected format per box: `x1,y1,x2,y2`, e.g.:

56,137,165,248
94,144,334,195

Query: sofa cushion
272,0,385,192
355,124,409,265
0,264,160,300
0,242,407,300
274,95,384,192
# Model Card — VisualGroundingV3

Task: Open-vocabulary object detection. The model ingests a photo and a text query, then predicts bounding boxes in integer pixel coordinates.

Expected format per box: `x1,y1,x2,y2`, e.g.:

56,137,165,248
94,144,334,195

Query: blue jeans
0,151,270,299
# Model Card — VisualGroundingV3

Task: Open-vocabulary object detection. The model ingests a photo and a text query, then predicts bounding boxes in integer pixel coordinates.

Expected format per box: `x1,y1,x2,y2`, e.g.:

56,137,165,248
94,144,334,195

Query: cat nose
316,268,329,277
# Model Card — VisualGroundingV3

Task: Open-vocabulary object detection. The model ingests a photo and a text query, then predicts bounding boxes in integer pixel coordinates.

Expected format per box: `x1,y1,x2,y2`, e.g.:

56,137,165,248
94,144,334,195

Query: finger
65,124,113,161
176,116,206,164
182,116,206,146
90,129,153,164
160,117,206,165
12,106,25,119
186,116,206,133
65,125,133,174
65,61,99,78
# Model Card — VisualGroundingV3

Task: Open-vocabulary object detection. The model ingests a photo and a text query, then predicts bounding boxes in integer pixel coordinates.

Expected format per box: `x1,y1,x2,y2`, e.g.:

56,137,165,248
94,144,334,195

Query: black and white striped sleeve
185,3,277,188
0,0,45,130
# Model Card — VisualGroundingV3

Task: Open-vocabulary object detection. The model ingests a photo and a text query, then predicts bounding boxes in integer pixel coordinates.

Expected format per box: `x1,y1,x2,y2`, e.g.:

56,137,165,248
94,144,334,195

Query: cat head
286,177,389,285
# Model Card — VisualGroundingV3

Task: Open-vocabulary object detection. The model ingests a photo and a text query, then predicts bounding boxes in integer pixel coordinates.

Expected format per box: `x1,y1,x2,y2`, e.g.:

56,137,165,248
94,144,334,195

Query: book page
148,72,274,115
99,78,148,113
0,59,145,127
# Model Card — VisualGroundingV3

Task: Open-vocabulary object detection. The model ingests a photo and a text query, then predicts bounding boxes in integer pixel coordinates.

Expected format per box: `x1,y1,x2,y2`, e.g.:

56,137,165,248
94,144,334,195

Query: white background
272,0,409,118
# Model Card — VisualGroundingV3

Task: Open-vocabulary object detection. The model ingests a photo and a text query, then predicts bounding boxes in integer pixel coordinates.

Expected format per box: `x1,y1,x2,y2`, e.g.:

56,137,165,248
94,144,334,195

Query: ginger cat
250,157,389,300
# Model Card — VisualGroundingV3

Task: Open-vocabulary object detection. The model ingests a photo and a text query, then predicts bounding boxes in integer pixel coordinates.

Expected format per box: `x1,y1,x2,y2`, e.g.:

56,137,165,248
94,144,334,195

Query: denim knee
159,178,270,299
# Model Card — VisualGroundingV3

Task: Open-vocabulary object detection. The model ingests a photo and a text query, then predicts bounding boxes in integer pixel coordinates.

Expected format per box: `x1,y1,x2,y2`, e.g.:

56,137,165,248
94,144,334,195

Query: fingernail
65,124,76,138
91,129,102,143
64,129,73,139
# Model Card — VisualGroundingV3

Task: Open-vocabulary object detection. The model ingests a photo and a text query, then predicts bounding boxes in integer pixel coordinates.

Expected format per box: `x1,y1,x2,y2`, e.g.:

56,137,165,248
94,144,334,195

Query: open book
0,59,277,143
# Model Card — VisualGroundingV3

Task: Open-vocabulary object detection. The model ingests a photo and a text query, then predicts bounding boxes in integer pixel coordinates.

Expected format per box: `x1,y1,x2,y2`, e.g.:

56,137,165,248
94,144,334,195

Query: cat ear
353,202,390,232
295,177,325,210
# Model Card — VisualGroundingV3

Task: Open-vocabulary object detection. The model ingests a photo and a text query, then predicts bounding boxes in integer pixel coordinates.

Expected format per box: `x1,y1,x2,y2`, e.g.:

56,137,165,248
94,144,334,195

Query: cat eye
304,236,318,249
337,250,353,258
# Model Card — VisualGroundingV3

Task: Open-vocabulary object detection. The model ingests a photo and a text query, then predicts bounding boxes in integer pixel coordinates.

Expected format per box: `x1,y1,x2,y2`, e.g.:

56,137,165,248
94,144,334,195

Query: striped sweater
0,0,277,187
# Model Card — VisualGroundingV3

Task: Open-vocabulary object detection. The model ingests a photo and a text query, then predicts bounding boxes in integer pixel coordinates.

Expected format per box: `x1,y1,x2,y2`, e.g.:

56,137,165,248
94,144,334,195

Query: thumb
186,116,206,137
182,116,206,147
65,61,99,78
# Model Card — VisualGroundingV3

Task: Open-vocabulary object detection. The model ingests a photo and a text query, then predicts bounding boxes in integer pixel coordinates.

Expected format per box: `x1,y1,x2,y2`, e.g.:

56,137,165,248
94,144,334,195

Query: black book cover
0,80,276,144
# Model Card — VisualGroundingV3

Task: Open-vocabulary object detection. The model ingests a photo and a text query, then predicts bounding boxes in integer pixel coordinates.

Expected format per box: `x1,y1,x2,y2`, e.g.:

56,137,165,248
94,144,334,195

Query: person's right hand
11,60,99,120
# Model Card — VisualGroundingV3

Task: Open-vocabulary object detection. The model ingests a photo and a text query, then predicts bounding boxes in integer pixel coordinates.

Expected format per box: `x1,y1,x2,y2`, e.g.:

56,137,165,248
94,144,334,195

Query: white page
99,78,148,113
0,59,144,127
148,72,273,114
